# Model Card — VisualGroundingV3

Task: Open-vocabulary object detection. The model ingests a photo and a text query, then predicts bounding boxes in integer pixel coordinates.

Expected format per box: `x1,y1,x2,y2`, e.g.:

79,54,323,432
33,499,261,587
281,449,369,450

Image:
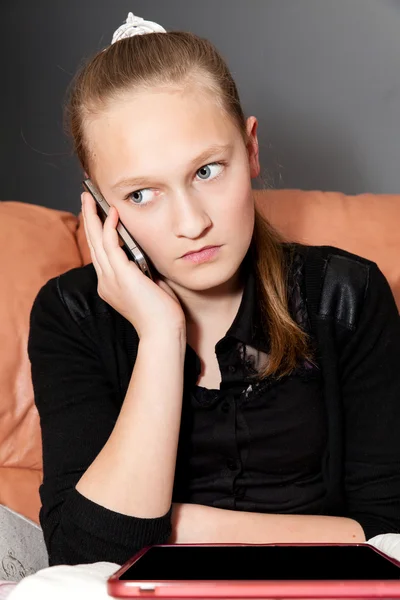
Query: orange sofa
0,189,399,526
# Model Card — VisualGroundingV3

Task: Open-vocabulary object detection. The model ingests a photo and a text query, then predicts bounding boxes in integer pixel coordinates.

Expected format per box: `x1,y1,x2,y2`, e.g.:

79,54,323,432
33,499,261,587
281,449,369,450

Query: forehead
86,87,237,174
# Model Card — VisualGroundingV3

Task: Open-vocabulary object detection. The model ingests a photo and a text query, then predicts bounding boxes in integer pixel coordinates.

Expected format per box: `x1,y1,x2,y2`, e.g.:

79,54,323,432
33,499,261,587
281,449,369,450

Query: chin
181,255,246,292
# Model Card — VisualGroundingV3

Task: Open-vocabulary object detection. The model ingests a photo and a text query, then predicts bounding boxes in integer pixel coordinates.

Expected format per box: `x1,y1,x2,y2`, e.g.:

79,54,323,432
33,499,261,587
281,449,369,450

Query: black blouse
28,242,400,566
173,251,328,514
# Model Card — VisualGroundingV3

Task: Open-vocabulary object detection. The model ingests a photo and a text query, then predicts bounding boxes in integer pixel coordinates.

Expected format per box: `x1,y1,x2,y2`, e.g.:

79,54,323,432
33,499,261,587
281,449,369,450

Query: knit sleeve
27,274,172,566
339,262,400,539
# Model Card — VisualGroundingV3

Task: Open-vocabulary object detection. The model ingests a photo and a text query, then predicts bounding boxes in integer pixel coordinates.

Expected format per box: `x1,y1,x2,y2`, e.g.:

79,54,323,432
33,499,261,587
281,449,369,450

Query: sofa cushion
0,469,42,526
0,202,82,522
254,189,400,310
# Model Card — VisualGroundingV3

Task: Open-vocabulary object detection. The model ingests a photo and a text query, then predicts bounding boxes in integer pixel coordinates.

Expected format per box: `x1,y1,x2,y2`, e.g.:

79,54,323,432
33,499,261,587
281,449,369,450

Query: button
234,485,246,499
226,458,238,471
139,584,156,591
221,401,230,413
228,365,237,373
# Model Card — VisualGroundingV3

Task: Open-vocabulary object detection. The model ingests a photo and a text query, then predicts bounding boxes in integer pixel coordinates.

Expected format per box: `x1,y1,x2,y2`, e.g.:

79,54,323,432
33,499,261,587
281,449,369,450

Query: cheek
119,214,160,258
133,225,173,275
135,227,162,256
219,188,255,236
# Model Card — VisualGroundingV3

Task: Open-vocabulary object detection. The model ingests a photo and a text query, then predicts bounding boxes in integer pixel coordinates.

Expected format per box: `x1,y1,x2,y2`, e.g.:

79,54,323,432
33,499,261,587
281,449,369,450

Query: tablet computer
107,542,400,598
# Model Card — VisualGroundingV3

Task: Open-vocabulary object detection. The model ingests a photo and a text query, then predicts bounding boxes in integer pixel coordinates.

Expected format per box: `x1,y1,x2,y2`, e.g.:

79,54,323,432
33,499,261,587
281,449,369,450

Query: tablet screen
120,545,400,581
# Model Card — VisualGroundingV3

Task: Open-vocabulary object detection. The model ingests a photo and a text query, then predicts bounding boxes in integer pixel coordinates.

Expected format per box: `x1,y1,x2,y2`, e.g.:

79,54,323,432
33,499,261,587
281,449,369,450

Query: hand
81,192,186,338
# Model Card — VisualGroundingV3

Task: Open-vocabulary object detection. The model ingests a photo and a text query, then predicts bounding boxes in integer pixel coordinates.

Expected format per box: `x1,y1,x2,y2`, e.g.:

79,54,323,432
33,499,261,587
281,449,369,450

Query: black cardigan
27,244,400,566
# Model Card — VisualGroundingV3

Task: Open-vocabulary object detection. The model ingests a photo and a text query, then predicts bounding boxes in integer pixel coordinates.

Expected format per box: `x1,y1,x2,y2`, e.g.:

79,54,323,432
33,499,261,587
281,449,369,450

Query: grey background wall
1,0,400,215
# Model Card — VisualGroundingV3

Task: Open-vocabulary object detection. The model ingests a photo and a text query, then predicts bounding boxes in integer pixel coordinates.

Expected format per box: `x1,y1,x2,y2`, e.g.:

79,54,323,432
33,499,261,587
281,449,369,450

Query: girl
28,12,400,567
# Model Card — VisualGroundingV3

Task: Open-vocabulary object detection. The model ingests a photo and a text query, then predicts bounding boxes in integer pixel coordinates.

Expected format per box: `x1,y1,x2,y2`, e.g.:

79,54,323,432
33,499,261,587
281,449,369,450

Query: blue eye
131,191,142,203
126,189,154,207
196,162,224,181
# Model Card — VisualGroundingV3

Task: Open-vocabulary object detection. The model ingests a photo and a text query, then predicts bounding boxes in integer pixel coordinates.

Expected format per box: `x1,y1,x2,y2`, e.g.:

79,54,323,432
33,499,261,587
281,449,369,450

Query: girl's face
86,85,260,294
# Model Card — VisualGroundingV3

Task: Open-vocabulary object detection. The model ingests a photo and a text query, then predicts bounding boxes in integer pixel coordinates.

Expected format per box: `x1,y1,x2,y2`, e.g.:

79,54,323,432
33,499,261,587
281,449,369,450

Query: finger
81,192,113,276
102,205,131,271
81,193,103,276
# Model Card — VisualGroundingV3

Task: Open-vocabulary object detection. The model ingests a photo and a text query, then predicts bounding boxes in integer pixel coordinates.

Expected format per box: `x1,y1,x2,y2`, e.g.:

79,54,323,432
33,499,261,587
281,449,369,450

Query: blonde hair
65,31,313,379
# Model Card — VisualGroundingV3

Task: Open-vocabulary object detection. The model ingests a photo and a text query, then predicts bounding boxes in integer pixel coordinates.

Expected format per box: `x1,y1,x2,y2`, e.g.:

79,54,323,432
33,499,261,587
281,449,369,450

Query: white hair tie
111,12,167,44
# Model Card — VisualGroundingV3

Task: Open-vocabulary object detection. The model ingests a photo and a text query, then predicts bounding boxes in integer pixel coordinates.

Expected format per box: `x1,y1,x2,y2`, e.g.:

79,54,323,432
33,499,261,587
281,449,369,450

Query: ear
245,116,260,179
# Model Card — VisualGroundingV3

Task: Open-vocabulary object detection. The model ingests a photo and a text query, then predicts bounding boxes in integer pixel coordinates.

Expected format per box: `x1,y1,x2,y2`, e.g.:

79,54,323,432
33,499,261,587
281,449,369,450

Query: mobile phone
82,178,154,281
107,543,400,598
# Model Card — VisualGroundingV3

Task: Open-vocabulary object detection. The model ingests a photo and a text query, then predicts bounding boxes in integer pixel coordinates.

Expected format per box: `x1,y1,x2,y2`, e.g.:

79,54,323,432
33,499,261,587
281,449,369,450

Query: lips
182,245,219,257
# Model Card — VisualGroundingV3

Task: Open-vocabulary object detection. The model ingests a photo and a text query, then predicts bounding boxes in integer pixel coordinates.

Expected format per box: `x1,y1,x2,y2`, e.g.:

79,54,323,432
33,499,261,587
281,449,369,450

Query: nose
171,190,212,239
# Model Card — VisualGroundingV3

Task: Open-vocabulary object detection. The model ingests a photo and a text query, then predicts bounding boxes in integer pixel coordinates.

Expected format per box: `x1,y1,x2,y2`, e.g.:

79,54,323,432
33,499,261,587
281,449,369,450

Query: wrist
139,327,187,358
170,503,219,544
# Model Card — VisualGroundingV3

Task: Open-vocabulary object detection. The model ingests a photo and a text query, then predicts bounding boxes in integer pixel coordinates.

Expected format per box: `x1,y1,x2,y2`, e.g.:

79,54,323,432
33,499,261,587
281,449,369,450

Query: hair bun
111,12,167,44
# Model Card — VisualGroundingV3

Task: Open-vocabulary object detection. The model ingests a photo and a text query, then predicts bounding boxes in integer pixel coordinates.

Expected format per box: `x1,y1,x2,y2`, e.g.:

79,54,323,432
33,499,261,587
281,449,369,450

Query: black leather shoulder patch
319,254,370,330
57,262,110,322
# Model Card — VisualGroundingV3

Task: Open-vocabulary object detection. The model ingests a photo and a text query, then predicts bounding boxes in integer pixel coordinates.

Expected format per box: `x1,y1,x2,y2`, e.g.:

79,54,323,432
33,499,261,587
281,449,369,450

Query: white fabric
111,12,166,44
0,583,18,600
6,535,400,600
368,533,400,562
7,562,119,600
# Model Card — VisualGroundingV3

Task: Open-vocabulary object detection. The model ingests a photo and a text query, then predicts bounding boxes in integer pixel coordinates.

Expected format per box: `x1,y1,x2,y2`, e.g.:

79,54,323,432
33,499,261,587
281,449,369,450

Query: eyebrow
111,143,233,190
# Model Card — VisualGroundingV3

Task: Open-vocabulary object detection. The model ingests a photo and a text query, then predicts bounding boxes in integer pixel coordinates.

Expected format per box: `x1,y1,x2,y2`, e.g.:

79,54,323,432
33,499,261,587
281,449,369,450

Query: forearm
170,504,366,544
76,329,186,518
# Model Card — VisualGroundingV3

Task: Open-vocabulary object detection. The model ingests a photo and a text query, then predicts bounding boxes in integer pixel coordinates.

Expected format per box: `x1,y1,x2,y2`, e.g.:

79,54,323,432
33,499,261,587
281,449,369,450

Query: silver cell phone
82,178,154,281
